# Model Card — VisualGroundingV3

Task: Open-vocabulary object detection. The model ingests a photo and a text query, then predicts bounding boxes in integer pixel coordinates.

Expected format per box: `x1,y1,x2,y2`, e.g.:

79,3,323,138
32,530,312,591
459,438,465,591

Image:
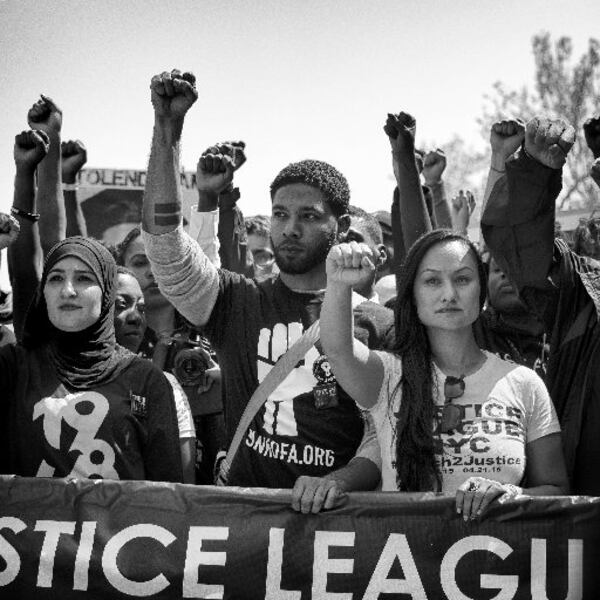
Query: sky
0,0,598,222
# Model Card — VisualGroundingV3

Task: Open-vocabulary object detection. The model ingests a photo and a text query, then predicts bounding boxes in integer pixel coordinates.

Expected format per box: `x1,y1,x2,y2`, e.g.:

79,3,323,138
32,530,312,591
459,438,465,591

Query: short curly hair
269,159,350,217
245,215,271,237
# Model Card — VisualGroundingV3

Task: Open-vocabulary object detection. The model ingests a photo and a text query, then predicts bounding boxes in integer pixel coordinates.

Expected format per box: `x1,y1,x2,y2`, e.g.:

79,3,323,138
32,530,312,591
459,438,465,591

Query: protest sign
1,476,598,598
75,168,197,245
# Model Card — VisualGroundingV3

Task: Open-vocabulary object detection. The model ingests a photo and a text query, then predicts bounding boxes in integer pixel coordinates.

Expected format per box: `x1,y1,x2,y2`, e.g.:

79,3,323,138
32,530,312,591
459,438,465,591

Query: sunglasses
441,375,465,434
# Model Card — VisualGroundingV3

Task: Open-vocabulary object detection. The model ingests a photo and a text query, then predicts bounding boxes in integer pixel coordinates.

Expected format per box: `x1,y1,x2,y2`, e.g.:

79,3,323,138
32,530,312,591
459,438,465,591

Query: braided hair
391,230,487,491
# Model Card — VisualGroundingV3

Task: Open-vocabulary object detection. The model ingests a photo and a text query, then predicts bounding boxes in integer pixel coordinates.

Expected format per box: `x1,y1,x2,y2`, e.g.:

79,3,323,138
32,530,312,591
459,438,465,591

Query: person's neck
428,327,485,377
279,263,327,293
146,304,177,339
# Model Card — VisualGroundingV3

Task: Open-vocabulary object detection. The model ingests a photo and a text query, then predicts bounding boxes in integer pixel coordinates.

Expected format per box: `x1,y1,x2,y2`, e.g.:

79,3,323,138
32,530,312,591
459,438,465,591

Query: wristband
490,166,505,173
62,183,79,191
10,206,40,223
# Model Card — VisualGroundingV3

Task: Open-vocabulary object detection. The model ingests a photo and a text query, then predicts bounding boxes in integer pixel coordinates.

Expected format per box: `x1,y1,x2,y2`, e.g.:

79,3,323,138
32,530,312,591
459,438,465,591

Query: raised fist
14,129,50,172
384,111,416,156
150,69,198,121
203,141,246,172
61,140,87,182
451,190,475,233
0,213,20,251
591,157,600,188
583,116,600,159
326,242,377,289
524,117,575,169
196,152,236,195
423,149,446,185
490,119,525,161
27,94,62,135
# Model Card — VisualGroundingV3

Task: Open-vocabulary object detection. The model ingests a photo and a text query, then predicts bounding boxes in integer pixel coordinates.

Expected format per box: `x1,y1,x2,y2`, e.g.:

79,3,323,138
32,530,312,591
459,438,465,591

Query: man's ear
376,244,388,269
336,214,351,238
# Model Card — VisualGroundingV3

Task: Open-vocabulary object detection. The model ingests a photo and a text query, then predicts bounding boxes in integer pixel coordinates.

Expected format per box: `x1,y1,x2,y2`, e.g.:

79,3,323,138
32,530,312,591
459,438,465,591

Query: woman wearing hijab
319,230,568,520
0,236,183,483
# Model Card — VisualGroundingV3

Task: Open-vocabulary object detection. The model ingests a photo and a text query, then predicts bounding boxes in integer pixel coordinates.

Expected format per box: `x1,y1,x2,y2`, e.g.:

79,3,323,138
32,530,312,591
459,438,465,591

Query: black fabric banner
0,475,598,599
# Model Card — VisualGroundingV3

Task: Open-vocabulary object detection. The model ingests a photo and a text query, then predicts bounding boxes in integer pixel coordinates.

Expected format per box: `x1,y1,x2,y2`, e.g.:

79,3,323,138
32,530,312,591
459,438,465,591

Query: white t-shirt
363,351,560,492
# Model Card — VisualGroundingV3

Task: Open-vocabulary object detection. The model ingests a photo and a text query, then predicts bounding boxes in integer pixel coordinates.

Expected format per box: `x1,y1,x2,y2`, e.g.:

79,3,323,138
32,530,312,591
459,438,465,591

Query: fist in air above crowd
150,69,198,121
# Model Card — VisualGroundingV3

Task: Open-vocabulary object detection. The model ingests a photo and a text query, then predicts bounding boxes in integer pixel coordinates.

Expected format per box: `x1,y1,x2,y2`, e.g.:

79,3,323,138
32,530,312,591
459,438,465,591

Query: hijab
21,236,134,389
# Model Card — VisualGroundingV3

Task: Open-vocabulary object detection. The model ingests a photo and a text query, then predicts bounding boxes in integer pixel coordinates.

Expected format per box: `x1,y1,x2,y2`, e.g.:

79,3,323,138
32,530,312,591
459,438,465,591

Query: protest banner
74,168,198,245
0,475,598,599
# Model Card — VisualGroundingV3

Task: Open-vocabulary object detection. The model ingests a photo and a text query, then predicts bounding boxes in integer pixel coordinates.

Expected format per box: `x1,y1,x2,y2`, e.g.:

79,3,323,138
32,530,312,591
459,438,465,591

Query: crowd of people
1,68,599,521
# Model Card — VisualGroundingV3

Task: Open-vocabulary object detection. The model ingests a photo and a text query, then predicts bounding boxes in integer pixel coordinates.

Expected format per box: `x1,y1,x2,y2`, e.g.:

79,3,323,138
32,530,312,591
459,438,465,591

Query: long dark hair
392,230,486,491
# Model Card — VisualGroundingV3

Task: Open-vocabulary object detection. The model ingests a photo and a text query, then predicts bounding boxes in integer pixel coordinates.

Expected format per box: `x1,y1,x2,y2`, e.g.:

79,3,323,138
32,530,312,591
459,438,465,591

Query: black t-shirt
0,346,183,482
204,272,394,488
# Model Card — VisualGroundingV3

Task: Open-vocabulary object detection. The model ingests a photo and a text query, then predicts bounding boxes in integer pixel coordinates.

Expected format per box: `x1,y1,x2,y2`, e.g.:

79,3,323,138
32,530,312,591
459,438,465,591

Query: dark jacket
482,150,600,495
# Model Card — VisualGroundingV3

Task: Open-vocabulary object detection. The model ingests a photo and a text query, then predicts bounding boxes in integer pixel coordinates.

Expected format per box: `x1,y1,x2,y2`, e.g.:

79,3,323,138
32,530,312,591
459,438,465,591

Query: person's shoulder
122,355,171,383
484,351,545,389
481,350,521,377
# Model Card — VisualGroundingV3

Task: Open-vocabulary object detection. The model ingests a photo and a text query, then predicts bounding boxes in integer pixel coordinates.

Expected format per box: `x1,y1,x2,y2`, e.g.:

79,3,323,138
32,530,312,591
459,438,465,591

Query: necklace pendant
313,355,338,409
441,404,463,434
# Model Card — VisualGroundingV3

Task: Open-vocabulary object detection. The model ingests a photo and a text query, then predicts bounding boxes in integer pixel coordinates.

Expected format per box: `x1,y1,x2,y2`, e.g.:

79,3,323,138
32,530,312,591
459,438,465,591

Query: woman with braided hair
321,229,568,520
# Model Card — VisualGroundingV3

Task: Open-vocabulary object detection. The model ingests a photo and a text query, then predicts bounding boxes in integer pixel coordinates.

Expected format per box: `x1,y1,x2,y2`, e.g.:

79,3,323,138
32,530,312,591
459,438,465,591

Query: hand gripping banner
0,475,599,599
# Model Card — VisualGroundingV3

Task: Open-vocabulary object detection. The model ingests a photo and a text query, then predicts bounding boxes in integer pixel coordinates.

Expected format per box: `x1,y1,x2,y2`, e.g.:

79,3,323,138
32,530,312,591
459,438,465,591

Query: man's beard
272,232,336,275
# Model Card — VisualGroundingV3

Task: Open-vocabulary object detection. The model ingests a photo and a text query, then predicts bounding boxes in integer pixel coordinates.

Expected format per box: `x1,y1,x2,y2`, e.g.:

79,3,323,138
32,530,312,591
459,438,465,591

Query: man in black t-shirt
141,69,393,512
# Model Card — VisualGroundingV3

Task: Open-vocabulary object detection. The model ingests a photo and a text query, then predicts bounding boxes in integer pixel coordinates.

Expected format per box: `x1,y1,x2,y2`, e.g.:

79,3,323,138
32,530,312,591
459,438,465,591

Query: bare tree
479,33,600,210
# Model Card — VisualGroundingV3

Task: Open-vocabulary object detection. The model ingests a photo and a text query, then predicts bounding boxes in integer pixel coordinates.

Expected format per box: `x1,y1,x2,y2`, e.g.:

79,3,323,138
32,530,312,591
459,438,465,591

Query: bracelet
62,183,79,191
490,166,506,173
10,206,40,223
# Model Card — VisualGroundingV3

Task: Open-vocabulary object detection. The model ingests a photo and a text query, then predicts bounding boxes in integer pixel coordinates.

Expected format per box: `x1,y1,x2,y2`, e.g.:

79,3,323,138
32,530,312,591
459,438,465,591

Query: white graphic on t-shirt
433,399,525,482
257,321,320,437
33,391,119,479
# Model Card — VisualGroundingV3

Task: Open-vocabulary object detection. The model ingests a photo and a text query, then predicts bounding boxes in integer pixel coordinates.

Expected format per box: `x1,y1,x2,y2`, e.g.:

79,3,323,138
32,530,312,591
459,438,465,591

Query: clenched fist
150,69,198,121
384,111,416,156
326,242,377,289
524,117,575,169
197,141,247,195
490,119,525,162
423,149,446,185
14,130,50,172
61,139,87,183
27,94,62,136
451,190,475,233
0,213,20,251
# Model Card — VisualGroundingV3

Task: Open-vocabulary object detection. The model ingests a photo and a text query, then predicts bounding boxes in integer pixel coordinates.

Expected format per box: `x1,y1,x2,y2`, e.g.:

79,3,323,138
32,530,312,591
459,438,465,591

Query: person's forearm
321,282,355,359
197,189,219,212
428,181,452,229
9,169,43,341
481,153,507,217
142,227,219,327
36,134,65,254
62,174,87,237
391,189,405,288
143,118,185,235
481,150,561,289
218,197,248,274
188,209,220,266
394,153,432,252
521,483,569,496
324,457,380,492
